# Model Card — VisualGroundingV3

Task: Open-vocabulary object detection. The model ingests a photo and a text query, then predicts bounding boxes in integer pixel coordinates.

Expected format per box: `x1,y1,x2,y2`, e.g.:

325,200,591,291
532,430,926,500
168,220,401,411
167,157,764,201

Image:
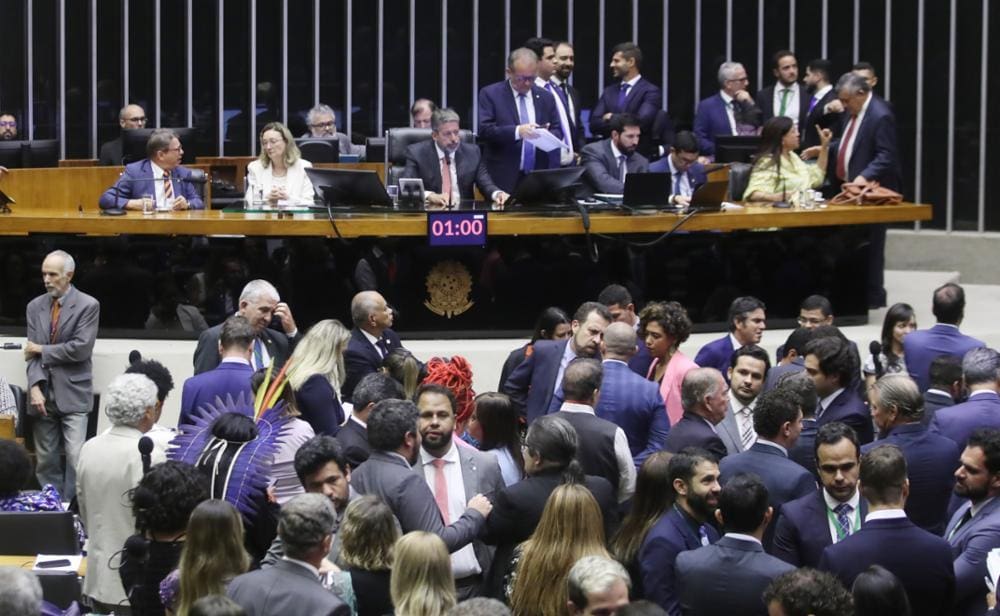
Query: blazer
762,358,805,392
336,417,371,469
862,422,961,535
595,360,670,467
580,139,650,194
629,342,654,377
589,77,662,137
826,94,903,189
693,335,736,381
293,373,346,437
228,558,350,616
98,159,205,210
502,338,573,423
341,327,403,402
716,400,747,456
773,488,869,568
245,158,315,204
351,451,485,553
755,83,810,131
676,536,795,616
817,387,874,444
498,343,530,391
788,418,819,478
648,156,709,194
400,139,501,200
664,412,728,462
946,498,1000,616
647,350,699,425
477,80,561,193
551,79,584,150
904,324,985,392
693,93,762,156
819,516,956,616
800,87,842,149
178,360,254,426
931,391,1000,449
25,285,100,414
923,389,955,426
193,323,292,375
638,506,720,613
98,136,124,166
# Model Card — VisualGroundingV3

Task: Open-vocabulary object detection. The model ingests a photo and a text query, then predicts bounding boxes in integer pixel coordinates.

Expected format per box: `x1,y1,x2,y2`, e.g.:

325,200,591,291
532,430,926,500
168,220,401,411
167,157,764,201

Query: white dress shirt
149,161,171,209
360,328,385,359
865,508,907,523
728,390,757,448
818,388,846,419
536,76,574,165
772,82,801,123
719,91,738,135
419,443,481,578
837,92,872,179
822,488,862,543
559,402,637,503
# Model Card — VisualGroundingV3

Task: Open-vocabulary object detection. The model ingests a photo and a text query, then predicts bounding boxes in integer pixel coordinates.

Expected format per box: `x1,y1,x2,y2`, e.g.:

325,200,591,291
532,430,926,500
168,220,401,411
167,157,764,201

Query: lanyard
826,505,861,541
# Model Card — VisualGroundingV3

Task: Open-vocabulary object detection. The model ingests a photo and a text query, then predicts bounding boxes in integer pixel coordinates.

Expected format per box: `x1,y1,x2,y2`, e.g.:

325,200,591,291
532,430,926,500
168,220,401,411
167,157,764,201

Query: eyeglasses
164,146,183,152
310,121,335,129
726,76,749,83
125,116,146,123
797,316,826,326
0,121,15,127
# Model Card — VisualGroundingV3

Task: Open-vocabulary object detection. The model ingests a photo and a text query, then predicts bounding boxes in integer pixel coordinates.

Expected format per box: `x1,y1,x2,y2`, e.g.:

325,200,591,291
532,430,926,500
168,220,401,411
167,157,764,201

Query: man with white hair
24,249,100,502
0,567,43,616
693,61,763,157
77,372,167,613
192,279,298,374
302,103,366,158
566,555,631,615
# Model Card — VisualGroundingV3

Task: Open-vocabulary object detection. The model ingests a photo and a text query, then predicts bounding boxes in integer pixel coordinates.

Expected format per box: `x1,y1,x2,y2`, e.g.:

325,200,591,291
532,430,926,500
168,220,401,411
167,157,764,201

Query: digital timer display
427,211,488,247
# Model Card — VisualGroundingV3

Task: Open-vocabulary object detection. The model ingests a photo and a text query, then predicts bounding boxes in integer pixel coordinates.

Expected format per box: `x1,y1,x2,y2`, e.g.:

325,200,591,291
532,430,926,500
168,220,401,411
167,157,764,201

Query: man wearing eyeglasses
693,61,763,158
0,113,17,140
302,103,366,159
98,128,204,211
98,104,146,166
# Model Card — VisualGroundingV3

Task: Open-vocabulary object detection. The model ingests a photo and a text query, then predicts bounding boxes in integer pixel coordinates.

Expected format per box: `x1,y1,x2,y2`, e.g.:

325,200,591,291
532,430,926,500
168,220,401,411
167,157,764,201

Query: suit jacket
716,400,747,456
693,93,762,156
228,558,350,616
664,412,727,462
773,488,868,568
826,94,903,189
800,87,842,149
502,338,573,423
818,387,874,444
904,324,985,392
341,327,403,402
98,159,205,210
931,391,1000,449
819,516,956,616
551,79,584,150
192,323,292,375
946,498,1000,616
580,139,650,194
923,389,955,426
294,373,346,436
763,358,805,392
589,77,662,137
336,416,371,468
245,158,314,204
351,450,484,553
595,360,670,467
638,506,720,614
400,139,500,200
862,422,960,535
178,360,254,426
25,285,100,414
755,83,810,131
788,418,818,478
676,536,795,616
648,157,709,195
693,335,736,381
98,136,124,166
476,80,561,193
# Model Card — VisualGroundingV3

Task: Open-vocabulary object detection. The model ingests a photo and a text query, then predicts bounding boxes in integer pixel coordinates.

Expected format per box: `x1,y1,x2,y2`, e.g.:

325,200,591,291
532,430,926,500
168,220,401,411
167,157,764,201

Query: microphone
128,349,143,365
2,342,22,350
869,341,884,378
138,436,154,476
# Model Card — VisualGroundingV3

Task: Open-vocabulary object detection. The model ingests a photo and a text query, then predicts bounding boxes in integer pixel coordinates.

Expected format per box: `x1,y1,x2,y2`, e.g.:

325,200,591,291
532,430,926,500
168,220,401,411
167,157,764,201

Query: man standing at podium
98,128,204,211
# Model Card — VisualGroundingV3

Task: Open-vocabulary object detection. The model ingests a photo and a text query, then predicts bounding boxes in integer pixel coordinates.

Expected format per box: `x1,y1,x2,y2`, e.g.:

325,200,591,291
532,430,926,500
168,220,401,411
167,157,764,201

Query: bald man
98,104,147,166
342,291,412,402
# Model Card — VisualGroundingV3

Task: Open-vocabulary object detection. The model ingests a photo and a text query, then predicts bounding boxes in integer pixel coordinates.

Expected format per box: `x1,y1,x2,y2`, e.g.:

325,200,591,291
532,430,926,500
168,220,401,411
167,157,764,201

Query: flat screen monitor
22,139,59,168
509,167,586,207
623,172,672,208
304,168,393,208
715,135,761,164
122,127,199,164
0,141,25,169
294,138,340,163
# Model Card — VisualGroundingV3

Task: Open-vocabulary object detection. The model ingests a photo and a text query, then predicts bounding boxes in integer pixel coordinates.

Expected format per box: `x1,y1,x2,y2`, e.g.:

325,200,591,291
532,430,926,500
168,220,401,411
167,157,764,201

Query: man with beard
524,37,575,166
350,399,493,553
551,41,584,152
800,58,842,149
414,384,504,599
588,42,661,140
756,50,809,129
0,112,17,140
580,113,649,195
638,448,722,614
400,108,507,206
717,345,771,455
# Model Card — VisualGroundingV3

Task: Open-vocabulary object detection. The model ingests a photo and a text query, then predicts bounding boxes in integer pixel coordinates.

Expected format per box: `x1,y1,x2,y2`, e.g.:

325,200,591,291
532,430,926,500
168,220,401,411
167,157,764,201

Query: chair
384,127,475,187
0,511,80,554
298,139,339,163
728,162,753,201
37,571,82,610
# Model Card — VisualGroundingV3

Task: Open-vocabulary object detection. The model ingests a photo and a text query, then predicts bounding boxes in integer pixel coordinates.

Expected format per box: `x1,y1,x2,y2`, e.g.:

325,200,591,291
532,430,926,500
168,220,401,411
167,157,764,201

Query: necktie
616,82,630,112
252,337,264,370
376,337,389,358
808,95,819,114
739,408,755,450
673,171,683,196
836,114,859,180
440,154,453,206
545,82,572,147
948,507,973,541
49,299,61,343
163,171,174,205
431,458,450,524
833,502,854,540
618,155,627,183
778,88,791,117
698,525,711,547
517,94,535,172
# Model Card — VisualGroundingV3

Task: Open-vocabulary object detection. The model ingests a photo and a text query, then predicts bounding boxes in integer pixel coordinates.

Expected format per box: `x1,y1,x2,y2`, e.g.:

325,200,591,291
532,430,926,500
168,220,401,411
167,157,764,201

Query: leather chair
384,128,475,187
728,162,753,201
298,139,339,163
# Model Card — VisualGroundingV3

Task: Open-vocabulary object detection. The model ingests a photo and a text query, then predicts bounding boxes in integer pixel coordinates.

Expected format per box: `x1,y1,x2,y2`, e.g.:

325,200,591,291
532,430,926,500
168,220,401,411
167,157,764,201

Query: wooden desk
0,555,86,576
195,156,385,188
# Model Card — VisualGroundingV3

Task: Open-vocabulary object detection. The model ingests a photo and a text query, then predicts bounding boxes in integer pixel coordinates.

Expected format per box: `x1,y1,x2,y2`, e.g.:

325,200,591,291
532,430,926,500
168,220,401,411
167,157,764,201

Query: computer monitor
715,135,761,164
294,138,340,163
22,139,59,168
509,167,586,207
122,127,199,164
0,141,25,169
304,168,393,208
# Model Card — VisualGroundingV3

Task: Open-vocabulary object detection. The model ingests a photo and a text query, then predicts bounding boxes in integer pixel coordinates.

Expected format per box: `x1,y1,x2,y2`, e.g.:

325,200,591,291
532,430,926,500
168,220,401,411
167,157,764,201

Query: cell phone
36,558,71,568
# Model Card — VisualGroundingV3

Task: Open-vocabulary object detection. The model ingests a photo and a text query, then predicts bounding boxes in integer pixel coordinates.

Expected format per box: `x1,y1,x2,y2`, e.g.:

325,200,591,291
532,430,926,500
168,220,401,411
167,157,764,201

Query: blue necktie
673,171,683,196
252,338,264,370
833,503,853,540
808,96,819,114
518,93,535,172
616,82,629,112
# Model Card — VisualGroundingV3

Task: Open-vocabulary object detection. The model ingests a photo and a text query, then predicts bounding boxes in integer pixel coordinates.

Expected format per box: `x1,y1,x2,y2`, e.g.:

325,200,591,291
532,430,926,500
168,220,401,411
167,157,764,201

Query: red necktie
431,458,450,524
440,154,453,206
49,299,61,343
836,115,858,181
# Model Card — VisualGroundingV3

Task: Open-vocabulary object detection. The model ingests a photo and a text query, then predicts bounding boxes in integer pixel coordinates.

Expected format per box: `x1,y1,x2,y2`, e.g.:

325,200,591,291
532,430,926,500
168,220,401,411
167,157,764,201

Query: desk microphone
138,436,154,476
2,342,23,350
870,341,884,378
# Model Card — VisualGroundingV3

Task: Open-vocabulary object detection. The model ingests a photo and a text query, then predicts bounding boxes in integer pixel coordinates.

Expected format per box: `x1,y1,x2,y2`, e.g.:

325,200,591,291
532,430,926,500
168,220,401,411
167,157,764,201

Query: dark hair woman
743,116,832,203
864,302,917,389
465,392,524,486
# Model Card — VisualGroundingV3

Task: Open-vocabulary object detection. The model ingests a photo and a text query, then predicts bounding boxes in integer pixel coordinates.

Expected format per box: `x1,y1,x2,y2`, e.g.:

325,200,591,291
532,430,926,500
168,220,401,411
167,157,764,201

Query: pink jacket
647,350,699,425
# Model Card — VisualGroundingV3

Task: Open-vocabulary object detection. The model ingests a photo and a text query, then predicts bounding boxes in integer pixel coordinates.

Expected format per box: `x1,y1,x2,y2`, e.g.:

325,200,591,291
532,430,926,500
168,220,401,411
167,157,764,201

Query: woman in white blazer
245,121,315,205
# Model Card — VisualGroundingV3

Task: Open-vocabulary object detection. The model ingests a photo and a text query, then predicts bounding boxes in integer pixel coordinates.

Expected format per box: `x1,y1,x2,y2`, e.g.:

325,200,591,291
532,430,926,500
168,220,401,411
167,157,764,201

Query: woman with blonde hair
244,121,315,205
390,531,456,616
381,347,425,400
332,495,398,616
287,318,351,436
509,483,611,616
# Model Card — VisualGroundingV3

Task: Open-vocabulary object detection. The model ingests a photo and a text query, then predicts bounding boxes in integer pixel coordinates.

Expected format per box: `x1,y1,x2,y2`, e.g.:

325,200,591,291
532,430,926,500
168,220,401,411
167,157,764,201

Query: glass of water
141,194,154,215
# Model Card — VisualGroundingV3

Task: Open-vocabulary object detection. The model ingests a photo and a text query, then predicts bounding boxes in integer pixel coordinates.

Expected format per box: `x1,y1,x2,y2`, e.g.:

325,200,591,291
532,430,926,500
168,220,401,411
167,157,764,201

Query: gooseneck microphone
870,340,884,378
138,436,154,476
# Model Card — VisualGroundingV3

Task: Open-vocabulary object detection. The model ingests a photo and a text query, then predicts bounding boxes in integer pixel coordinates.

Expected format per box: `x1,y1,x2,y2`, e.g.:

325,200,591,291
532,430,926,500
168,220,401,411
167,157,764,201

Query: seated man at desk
649,130,704,206
98,128,204,211
98,104,146,166
580,113,649,195
399,108,508,206
302,103,366,159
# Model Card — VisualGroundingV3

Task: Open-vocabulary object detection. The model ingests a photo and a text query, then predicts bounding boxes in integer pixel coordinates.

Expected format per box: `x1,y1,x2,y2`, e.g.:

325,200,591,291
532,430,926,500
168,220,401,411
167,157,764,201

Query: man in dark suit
341,290,407,402
98,128,204,211
180,315,254,425
818,445,956,616
588,42,662,143
477,47,561,193
800,59,842,149
932,347,1000,448
551,41,584,152
229,494,351,616
649,131,707,207
414,384,505,599
904,283,986,392
400,107,508,206
866,374,961,535
24,249,100,502
694,296,767,379
98,103,146,166
580,113,649,195
337,372,403,468
597,283,651,376
524,37,577,167
764,328,813,392
804,336,874,444
596,322,670,467
664,368,729,461
717,345,770,456
719,388,816,550
638,448,721,614
677,474,794,616
773,423,867,567
693,61,763,157
778,372,821,476
756,51,809,131
192,279,298,375
503,301,612,423
773,295,835,362
947,428,1000,616
924,355,963,425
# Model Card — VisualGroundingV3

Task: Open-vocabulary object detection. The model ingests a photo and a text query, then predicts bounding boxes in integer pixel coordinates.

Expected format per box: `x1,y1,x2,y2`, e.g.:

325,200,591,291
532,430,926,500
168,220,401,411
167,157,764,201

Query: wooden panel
58,159,99,168
196,157,386,188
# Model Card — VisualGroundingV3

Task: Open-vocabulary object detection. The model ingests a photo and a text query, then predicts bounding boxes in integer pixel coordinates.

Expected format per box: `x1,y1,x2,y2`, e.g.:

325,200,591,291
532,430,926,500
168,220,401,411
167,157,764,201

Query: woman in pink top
639,301,698,425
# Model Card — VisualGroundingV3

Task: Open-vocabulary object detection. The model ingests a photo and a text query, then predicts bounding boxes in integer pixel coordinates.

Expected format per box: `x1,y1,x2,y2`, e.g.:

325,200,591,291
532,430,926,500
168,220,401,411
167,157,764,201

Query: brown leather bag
829,181,903,205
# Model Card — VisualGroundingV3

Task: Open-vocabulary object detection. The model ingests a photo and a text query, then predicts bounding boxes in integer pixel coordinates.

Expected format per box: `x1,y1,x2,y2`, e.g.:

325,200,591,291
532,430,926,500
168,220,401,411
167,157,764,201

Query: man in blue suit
99,128,204,211
924,355,963,425
649,131,707,207
342,290,408,403
694,296,767,380
865,374,961,535
904,283,985,392
676,474,794,616
818,445,956,616
932,347,1000,448
596,322,670,467
763,328,813,392
503,301,612,423
179,315,254,426
597,284,651,376
663,368,729,462
638,448,721,615
693,61,763,157
804,336,874,444
477,47,562,194
947,428,1000,616
773,423,868,567
588,42,662,143
580,113,649,195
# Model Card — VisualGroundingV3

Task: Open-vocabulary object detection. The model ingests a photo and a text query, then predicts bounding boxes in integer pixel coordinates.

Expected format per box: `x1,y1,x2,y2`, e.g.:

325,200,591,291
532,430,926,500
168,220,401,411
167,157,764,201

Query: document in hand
525,128,569,152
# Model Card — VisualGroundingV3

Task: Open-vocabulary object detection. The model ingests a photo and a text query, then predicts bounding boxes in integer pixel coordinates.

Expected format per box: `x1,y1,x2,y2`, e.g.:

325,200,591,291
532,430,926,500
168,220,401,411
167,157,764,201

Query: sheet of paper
987,547,1000,591
524,128,569,152
33,554,82,573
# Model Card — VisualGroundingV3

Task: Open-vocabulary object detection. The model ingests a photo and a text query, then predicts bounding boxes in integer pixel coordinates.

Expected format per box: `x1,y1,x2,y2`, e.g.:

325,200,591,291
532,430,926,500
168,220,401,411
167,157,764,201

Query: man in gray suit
415,384,504,599
676,473,795,615
351,398,493,553
24,249,100,501
718,345,770,456
580,112,649,194
228,493,350,616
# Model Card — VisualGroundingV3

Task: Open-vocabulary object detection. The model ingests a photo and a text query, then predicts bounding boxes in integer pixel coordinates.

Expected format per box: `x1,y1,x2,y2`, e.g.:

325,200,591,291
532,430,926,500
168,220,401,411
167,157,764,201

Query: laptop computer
622,172,672,208
688,179,730,212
